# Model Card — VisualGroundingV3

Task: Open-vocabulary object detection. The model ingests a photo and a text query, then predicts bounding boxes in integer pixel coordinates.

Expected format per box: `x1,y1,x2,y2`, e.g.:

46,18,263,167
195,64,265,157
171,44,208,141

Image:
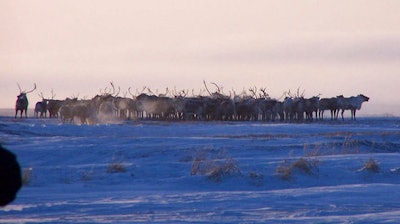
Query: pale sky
1,0,400,115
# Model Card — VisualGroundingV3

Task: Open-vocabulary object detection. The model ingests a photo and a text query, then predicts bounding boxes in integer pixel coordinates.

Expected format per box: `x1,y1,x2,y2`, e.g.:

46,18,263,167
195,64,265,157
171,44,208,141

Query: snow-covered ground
1,117,400,223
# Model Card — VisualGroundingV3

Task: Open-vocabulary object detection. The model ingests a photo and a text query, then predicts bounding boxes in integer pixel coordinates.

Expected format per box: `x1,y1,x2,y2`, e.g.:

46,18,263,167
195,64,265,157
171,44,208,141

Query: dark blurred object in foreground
0,144,22,206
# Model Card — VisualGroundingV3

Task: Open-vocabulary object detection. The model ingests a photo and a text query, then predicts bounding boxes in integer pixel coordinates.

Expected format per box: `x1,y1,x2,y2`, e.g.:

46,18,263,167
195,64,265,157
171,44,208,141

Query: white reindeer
337,94,369,120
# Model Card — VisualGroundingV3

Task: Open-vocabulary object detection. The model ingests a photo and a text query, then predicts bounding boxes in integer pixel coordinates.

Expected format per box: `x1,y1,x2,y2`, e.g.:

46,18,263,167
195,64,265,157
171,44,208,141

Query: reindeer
337,94,369,120
59,98,77,123
272,101,284,121
135,92,175,120
303,96,320,121
203,81,236,121
90,82,120,122
318,97,339,120
34,92,48,118
292,97,306,121
174,96,207,120
97,83,133,120
112,87,139,120
59,98,97,124
135,93,158,119
235,97,258,121
72,100,95,124
216,97,236,121
257,99,278,121
202,97,220,121
283,97,295,121
47,99,63,118
43,89,62,118
114,96,134,119
15,83,36,118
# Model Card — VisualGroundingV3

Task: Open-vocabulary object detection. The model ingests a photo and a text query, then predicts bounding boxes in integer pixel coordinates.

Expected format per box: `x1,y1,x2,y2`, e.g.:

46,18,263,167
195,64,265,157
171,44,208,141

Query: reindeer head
16,83,36,101
359,94,369,102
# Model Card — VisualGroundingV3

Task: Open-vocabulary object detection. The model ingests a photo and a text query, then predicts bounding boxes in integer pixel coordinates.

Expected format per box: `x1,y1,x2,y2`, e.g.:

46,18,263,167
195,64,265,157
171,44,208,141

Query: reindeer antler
101,86,110,95
128,87,135,98
140,86,146,94
108,82,120,96
198,88,205,96
147,87,155,95
114,86,120,96
16,83,36,94
25,83,37,94
211,82,221,93
203,80,212,96
259,87,269,99
249,86,257,98
296,87,305,98
51,89,56,99
287,89,295,98
17,82,22,93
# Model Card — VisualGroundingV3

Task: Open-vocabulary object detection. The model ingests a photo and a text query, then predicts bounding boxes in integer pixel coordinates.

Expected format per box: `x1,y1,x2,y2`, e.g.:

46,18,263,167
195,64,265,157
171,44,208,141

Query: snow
1,117,400,223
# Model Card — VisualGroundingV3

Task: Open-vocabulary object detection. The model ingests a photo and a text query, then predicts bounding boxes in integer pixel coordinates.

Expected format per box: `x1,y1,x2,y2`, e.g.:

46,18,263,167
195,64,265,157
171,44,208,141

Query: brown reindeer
15,83,36,118
34,92,48,118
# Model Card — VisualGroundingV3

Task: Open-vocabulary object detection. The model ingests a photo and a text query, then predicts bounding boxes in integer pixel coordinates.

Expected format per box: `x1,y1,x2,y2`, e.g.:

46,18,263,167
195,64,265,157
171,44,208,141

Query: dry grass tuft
248,172,264,186
303,143,323,157
276,157,319,180
107,160,127,173
80,168,95,181
292,158,315,174
191,148,241,182
359,158,380,173
275,160,293,181
303,133,362,157
106,152,127,173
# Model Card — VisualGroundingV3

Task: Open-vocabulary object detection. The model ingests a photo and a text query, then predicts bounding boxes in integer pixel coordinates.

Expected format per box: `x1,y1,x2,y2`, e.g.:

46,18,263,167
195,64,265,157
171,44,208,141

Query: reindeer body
337,94,369,120
15,83,36,118
320,97,339,120
47,100,62,118
303,96,320,121
34,100,48,118
15,93,29,118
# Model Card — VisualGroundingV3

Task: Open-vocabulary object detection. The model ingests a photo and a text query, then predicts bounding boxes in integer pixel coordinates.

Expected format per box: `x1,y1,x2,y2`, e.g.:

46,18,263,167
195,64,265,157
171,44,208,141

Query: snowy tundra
1,117,400,223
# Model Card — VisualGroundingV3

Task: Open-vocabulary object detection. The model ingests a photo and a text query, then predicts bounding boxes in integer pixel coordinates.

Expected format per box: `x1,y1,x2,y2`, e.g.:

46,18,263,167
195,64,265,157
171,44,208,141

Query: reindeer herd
14,82,370,124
